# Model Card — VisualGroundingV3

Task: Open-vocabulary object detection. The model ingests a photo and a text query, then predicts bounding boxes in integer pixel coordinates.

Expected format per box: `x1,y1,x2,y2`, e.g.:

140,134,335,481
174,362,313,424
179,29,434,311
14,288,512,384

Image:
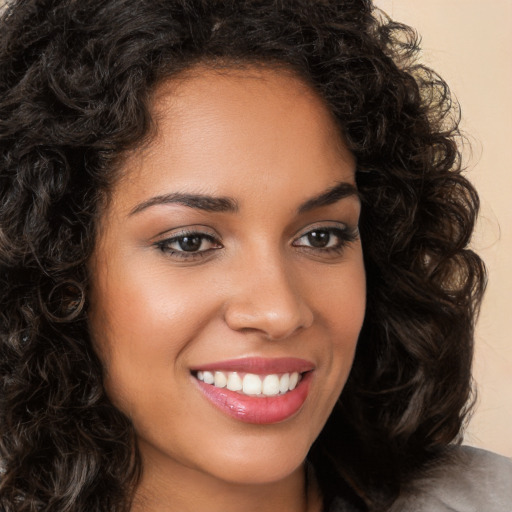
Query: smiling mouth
193,370,304,397
191,357,314,423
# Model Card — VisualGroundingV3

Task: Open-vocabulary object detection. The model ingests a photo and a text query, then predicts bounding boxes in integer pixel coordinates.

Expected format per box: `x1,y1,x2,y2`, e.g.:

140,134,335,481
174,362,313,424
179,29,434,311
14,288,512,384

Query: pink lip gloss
191,357,314,424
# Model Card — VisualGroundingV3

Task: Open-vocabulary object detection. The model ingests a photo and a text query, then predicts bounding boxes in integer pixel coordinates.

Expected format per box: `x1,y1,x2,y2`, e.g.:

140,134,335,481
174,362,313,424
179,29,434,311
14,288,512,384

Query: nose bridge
223,244,313,339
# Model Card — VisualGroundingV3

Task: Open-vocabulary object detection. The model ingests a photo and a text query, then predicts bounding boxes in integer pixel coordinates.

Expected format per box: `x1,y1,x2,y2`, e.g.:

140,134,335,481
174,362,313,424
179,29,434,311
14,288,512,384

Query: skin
88,66,366,512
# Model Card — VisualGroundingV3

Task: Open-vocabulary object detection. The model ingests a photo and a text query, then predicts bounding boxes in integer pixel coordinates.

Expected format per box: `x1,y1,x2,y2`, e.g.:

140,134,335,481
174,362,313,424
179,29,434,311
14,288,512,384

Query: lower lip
194,372,312,424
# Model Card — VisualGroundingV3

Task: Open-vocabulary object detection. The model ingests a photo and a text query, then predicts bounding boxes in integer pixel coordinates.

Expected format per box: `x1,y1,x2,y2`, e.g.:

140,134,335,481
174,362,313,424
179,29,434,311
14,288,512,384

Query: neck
130,451,322,512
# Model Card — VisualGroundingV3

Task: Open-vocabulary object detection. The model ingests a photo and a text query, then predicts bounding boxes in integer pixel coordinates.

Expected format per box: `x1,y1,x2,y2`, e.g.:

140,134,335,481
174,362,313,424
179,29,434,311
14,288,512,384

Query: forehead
111,65,355,214
148,64,350,161
152,64,336,129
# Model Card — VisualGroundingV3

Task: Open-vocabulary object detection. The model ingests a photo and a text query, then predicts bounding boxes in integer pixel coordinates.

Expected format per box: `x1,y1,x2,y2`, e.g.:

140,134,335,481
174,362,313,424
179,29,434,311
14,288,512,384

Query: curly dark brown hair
0,0,486,510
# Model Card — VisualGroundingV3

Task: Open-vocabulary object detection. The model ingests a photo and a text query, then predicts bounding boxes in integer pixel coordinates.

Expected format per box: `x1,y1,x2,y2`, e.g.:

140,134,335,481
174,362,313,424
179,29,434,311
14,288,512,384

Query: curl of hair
0,1,486,511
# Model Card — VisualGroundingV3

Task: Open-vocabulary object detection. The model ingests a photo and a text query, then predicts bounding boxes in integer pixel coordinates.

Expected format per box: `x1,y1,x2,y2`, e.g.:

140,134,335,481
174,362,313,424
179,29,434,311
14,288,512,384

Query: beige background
374,0,512,457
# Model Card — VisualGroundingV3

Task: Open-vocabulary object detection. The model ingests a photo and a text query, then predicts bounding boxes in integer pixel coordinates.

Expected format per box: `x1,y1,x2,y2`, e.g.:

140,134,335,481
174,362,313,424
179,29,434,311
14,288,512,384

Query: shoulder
389,445,512,512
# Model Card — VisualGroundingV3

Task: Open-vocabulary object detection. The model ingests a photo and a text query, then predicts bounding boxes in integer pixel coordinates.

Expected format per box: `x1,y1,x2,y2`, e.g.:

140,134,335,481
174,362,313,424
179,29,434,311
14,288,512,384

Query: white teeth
226,372,243,391
289,372,299,390
214,371,227,388
195,370,304,397
202,371,214,385
279,373,290,393
262,374,280,396
243,373,262,395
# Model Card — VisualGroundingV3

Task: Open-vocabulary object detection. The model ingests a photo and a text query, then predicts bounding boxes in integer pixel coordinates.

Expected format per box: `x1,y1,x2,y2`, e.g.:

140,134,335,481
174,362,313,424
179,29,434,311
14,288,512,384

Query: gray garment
390,446,512,511
330,446,512,512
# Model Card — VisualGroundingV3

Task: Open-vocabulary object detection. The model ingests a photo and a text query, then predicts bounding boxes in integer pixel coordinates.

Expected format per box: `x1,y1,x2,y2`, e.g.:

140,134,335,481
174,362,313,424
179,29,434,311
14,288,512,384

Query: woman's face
88,66,366,487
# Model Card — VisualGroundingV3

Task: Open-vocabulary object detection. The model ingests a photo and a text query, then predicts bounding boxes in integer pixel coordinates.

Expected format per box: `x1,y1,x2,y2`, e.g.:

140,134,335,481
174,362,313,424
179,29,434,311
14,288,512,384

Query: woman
0,1,510,511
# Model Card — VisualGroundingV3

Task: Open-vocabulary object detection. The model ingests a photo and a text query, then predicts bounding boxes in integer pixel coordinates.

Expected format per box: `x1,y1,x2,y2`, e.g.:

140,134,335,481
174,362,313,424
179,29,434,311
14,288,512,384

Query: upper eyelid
167,230,218,240
152,221,355,244
158,232,221,248
293,223,359,246
152,225,220,242
293,221,350,239
154,232,221,258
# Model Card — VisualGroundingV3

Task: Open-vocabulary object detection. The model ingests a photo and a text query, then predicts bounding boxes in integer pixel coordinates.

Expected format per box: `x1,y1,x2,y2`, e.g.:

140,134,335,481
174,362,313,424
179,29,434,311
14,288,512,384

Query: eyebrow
129,192,239,215
297,182,359,213
129,181,358,216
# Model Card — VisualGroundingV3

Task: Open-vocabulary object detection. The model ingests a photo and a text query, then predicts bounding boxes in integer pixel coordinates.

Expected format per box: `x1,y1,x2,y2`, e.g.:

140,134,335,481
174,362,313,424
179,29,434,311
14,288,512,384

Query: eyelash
154,230,221,261
154,225,358,261
292,226,359,255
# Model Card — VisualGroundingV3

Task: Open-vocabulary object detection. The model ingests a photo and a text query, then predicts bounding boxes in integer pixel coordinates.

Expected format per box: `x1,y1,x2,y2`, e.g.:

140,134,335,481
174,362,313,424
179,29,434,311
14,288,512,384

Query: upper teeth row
196,371,301,396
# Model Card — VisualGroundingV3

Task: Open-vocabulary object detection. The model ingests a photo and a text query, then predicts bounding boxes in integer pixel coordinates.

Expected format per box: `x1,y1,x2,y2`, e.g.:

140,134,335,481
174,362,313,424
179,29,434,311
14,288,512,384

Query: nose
223,253,314,340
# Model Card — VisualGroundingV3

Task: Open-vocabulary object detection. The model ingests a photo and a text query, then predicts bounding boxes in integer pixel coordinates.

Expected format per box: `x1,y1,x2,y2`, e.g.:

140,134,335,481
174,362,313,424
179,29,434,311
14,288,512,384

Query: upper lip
190,357,315,374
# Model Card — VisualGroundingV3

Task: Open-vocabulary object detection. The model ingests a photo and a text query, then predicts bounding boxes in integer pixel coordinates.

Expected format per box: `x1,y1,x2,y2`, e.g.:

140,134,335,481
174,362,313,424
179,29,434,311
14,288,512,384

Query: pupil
308,230,329,248
179,236,202,252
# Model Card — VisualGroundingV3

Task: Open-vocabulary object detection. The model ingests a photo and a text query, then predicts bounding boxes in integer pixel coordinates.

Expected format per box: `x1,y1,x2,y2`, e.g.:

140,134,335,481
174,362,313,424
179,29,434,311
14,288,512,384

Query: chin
208,453,306,486
200,429,314,485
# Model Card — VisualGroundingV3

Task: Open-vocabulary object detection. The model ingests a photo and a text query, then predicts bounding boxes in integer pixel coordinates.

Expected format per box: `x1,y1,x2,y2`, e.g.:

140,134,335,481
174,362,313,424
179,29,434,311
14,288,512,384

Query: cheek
324,256,366,387
300,250,365,413
312,250,366,341
87,256,220,406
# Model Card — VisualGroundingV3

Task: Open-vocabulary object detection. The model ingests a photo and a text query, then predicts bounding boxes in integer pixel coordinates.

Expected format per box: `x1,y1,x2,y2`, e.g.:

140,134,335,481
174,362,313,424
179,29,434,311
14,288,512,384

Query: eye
154,230,222,260
292,225,358,254
299,230,338,249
